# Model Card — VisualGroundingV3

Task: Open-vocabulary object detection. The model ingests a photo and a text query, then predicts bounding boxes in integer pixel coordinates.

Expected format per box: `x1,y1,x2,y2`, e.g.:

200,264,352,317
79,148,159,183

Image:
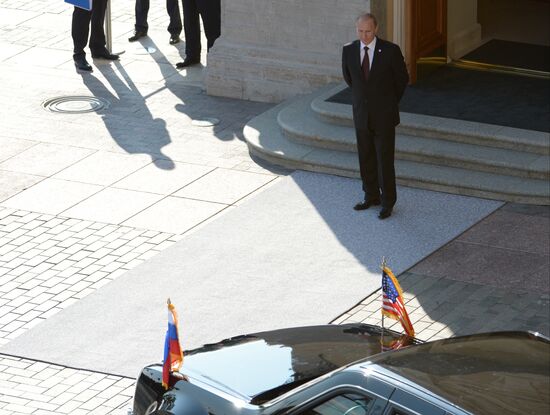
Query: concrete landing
0,171,502,377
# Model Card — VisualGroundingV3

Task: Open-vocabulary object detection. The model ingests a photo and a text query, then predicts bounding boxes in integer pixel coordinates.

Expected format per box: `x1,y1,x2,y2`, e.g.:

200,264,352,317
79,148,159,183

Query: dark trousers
182,0,221,58
72,0,108,59
135,0,182,35
355,124,397,209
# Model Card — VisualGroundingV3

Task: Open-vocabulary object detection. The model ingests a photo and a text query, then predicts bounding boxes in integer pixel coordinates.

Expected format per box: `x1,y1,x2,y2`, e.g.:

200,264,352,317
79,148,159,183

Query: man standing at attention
175,0,220,68
72,0,119,72
342,13,408,219
128,0,182,45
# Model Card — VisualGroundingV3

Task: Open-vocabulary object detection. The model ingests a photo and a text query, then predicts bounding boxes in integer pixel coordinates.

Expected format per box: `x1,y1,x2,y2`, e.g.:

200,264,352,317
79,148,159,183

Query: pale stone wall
206,0,371,103
447,0,481,59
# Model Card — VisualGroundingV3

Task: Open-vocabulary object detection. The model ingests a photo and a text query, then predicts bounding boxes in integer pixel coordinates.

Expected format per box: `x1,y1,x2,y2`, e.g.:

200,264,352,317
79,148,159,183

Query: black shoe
378,208,392,220
128,30,147,42
91,51,119,60
74,57,92,72
175,57,200,68
169,34,181,45
353,199,381,211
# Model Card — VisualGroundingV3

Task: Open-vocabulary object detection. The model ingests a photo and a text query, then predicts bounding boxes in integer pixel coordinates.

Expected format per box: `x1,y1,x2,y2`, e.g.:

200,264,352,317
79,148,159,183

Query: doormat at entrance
461,39,550,73
327,66,550,133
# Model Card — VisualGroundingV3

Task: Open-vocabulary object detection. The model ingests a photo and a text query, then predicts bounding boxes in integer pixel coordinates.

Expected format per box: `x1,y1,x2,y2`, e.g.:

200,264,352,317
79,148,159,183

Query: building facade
205,0,549,103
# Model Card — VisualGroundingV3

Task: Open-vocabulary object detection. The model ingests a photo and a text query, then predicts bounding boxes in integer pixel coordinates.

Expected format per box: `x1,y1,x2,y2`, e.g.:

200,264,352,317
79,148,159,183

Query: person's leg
374,126,397,210
167,0,182,35
89,0,108,55
356,128,380,202
72,6,91,60
135,0,150,33
197,0,220,50
182,0,201,59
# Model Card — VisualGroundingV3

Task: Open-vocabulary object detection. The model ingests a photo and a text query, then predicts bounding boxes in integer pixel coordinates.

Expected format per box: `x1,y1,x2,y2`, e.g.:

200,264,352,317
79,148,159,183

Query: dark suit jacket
342,38,409,131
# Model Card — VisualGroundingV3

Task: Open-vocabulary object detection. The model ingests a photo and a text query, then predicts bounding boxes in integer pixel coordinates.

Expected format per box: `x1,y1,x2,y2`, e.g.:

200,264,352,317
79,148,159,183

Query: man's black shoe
353,199,381,211
91,51,119,60
169,35,181,45
128,30,147,42
175,58,200,68
378,208,392,220
74,57,92,72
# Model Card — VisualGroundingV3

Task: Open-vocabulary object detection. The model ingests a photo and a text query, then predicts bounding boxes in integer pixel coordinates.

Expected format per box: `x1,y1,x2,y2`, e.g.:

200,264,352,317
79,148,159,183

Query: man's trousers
72,0,108,59
135,0,182,35
182,0,221,58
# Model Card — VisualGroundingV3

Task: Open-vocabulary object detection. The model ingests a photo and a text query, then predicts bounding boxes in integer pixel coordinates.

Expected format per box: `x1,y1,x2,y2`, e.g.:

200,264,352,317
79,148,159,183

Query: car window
302,393,373,415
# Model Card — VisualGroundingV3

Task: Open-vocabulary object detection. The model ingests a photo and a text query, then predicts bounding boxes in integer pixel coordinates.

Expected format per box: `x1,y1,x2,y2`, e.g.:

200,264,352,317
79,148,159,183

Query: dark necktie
362,46,370,80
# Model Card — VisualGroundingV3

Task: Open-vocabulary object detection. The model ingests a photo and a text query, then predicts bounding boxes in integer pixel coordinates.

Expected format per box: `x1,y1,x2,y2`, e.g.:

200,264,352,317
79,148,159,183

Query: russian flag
162,300,184,389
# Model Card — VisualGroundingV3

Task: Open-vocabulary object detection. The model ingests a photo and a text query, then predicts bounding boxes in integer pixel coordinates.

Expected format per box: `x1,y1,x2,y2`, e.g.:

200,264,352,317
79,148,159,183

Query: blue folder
64,0,92,11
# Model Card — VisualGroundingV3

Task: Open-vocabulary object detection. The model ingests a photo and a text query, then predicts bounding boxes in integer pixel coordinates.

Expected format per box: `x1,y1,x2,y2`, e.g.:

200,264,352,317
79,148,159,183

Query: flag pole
105,0,112,53
380,257,386,344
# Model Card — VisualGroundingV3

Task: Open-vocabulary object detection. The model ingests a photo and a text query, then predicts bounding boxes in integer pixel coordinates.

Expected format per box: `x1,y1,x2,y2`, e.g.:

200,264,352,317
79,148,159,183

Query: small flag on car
162,299,184,389
380,335,408,352
381,263,415,337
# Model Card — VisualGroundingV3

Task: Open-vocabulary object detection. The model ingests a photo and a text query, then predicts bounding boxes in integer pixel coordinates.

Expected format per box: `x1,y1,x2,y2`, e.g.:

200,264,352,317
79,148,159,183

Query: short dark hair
356,12,378,27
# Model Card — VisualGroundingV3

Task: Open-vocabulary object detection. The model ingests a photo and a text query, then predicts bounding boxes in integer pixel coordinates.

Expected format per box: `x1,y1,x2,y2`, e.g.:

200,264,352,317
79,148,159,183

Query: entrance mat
327,66,550,132
0,172,502,377
461,39,550,73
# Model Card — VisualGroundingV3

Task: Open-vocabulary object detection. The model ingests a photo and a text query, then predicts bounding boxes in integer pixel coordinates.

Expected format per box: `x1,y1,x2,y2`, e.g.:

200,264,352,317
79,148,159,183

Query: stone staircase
244,83,550,205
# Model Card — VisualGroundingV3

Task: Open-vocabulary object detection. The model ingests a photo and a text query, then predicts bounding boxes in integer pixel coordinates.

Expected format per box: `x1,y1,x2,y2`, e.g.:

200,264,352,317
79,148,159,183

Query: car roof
365,331,550,415
181,323,416,404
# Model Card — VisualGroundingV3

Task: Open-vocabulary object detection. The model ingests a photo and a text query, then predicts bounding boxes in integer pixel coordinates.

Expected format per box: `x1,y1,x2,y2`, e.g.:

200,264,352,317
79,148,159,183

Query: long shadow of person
132,37,271,143
80,61,175,170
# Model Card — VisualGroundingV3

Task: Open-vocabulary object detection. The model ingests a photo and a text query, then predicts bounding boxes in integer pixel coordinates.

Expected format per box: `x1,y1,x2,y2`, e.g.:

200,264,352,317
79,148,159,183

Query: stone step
244,99,550,205
278,92,549,180
311,84,550,156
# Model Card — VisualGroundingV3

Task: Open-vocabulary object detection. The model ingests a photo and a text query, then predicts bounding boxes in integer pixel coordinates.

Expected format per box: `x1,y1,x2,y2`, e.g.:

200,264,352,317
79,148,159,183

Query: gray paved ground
338,203,550,340
0,174,502,378
0,1,549,414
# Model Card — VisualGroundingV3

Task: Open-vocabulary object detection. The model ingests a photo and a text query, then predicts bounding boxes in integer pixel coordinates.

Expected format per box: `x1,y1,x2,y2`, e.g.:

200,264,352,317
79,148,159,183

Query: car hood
178,323,415,404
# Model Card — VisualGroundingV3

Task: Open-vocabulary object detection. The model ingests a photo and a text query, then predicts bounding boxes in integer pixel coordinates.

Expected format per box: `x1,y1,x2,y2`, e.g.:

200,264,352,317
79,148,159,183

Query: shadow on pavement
144,37,272,143
80,62,175,170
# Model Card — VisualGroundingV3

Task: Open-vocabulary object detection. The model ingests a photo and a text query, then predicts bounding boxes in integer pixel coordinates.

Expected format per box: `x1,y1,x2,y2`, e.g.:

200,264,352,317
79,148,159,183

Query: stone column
206,0,371,103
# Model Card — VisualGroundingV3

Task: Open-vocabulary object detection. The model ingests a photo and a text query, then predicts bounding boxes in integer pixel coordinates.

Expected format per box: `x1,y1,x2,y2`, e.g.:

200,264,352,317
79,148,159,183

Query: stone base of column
205,0,371,103
206,41,342,103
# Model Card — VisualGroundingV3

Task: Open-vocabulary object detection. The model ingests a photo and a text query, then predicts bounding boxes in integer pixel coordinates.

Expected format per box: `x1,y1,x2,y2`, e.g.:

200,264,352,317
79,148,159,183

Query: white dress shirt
360,37,377,69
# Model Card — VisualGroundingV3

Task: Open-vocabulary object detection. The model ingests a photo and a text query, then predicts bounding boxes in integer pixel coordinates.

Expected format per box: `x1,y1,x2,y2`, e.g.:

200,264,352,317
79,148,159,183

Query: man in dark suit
175,0,221,68
128,0,183,45
72,0,119,72
342,13,408,219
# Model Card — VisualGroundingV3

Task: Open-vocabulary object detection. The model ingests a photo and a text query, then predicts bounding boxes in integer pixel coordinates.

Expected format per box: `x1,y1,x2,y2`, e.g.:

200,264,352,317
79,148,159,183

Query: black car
131,324,550,415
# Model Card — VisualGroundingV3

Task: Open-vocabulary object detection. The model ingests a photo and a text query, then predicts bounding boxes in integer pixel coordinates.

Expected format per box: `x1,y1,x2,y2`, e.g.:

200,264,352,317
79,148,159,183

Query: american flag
382,266,415,337
380,335,408,352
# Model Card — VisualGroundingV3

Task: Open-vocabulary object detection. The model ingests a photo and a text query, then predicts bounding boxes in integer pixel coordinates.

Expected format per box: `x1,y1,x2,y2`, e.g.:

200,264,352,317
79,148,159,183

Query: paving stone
0,395,29,406
56,399,82,414
26,362,49,373
3,403,34,414
49,391,77,406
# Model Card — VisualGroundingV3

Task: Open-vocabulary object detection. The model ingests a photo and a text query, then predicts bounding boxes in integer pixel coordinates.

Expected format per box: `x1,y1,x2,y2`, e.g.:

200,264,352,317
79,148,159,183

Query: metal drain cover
42,96,110,114
132,46,157,55
191,118,220,127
